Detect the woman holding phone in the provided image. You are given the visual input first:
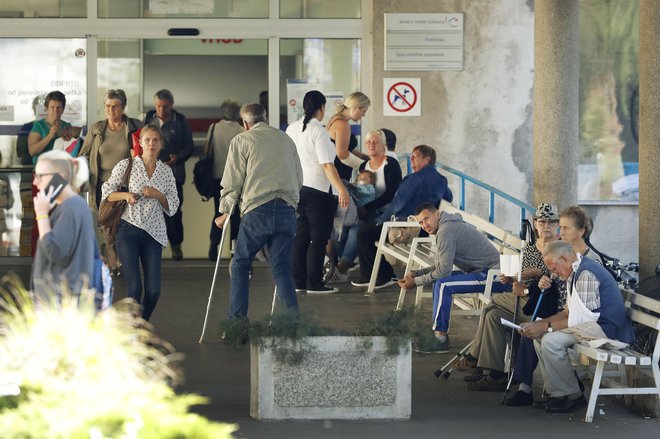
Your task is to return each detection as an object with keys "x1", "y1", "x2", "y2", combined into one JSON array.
[
  {"x1": 101, "y1": 125, "x2": 179, "y2": 320},
  {"x1": 31, "y1": 150, "x2": 96, "y2": 301}
]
